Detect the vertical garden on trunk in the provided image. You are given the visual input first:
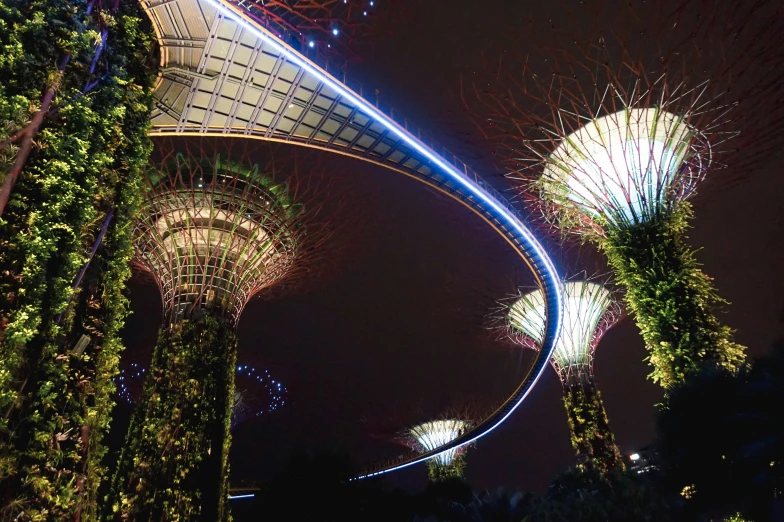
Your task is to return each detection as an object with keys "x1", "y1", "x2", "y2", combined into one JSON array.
[
  {"x1": 110, "y1": 316, "x2": 237, "y2": 521},
  {"x1": 600, "y1": 204, "x2": 745, "y2": 387},
  {"x1": 562, "y1": 377, "x2": 622, "y2": 473},
  {"x1": 0, "y1": 0, "x2": 155, "y2": 518}
]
